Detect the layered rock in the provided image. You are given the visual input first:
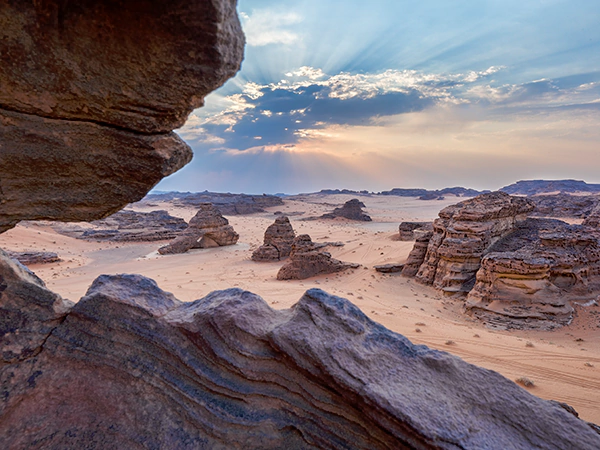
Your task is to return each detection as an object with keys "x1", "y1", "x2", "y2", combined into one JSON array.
[
  {"x1": 0, "y1": 0, "x2": 244, "y2": 232},
  {"x1": 4, "y1": 250, "x2": 61, "y2": 266},
  {"x1": 54, "y1": 210, "x2": 188, "y2": 242},
  {"x1": 401, "y1": 231, "x2": 434, "y2": 277},
  {"x1": 277, "y1": 235, "x2": 359, "y2": 280},
  {"x1": 1, "y1": 258, "x2": 599, "y2": 448},
  {"x1": 322, "y1": 199, "x2": 372, "y2": 221},
  {"x1": 158, "y1": 204, "x2": 238, "y2": 255},
  {"x1": 374, "y1": 263, "x2": 404, "y2": 273},
  {"x1": 466, "y1": 220, "x2": 600, "y2": 329},
  {"x1": 398, "y1": 221, "x2": 433, "y2": 240},
  {"x1": 252, "y1": 216, "x2": 295, "y2": 261},
  {"x1": 530, "y1": 193, "x2": 600, "y2": 219},
  {"x1": 411, "y1": 192, "x2": 535, "y2": 295}
]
